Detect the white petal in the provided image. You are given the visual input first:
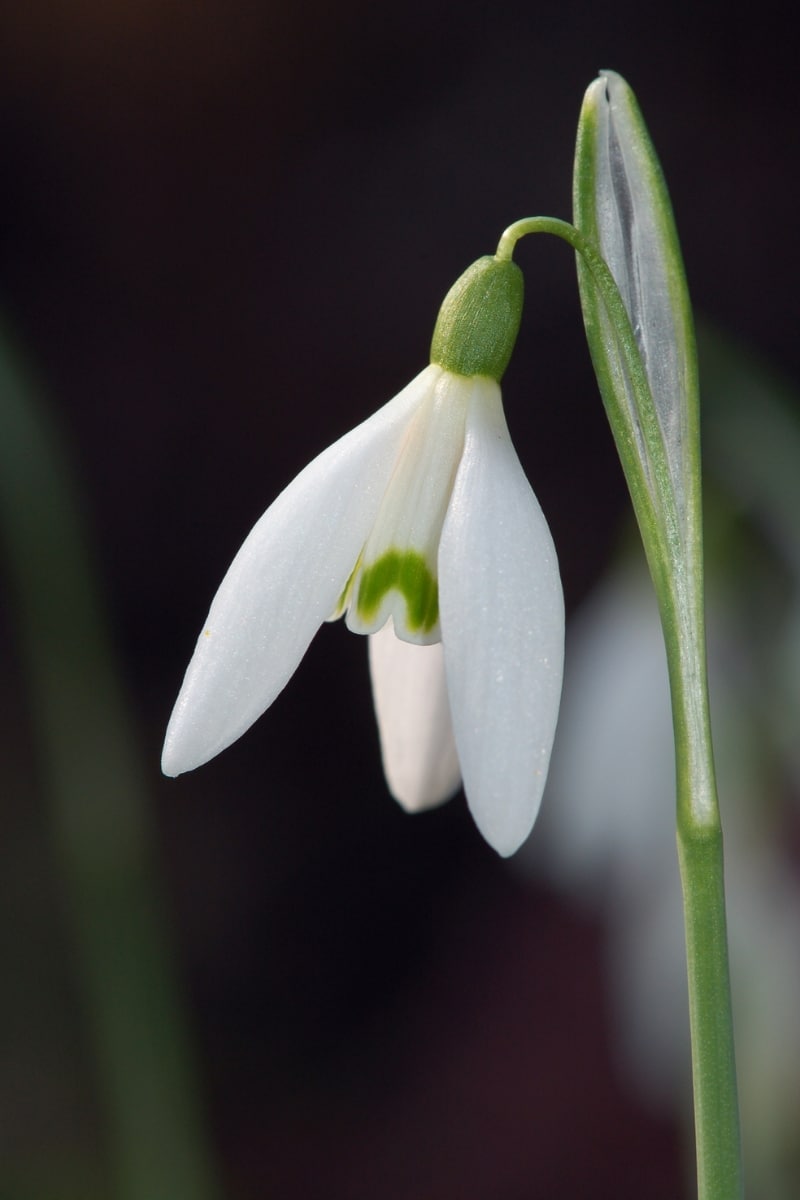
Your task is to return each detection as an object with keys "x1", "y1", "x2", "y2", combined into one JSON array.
[
  {"x1": 368, "y1": 620, "x2": 461, "y2": 811},
  {"x1": 162, "y1": 368, "x2": 437, "y2": 776},
  {"x1": 438, "y1": 384, "x2": 564, "y2": 856}
]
